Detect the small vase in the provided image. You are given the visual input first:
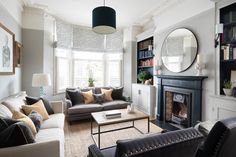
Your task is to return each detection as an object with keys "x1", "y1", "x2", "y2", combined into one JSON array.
[{"x1": 223, "y1": 88, "x2": 232, "y2": 96}]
